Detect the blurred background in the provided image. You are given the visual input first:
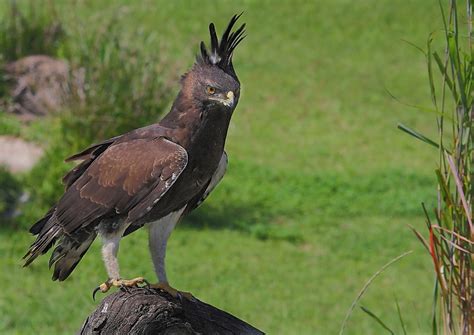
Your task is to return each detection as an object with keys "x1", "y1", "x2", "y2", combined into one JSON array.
[{"x1": 0, "y1": 0, "x2": 443, "y2": 334}]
